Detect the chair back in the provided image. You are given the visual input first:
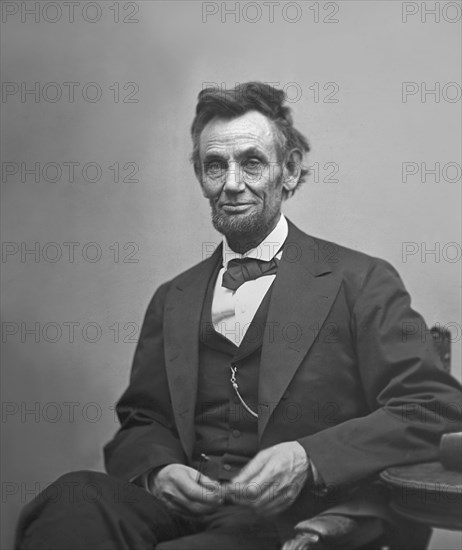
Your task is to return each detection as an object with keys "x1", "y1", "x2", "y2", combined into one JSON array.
[{"x1": 430, "y1": 326, "x2": 451, "y2": 373}]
